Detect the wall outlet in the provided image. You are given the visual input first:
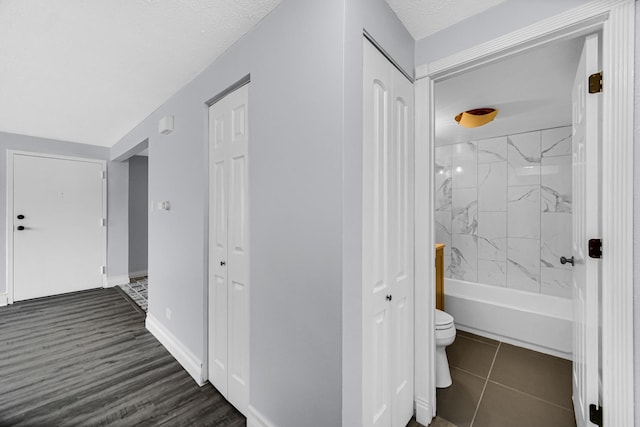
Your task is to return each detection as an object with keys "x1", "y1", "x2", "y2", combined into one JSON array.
[{"x1": 165, "y1": 307, "x2": 172, "y2": 320}]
